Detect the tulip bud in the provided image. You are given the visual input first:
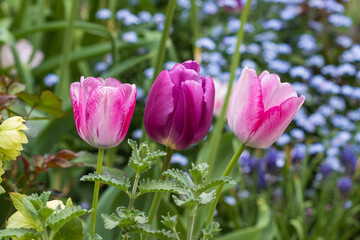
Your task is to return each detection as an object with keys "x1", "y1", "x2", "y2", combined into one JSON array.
[
  {"x1": 228, "y1": 67, "x2": 305, "y2": 149},
  {"x1": 144, "y1": 60, "x2": 215, "y2": 150},
  {"x1": 70, "y1": 77, "x2": 136, "y2": 149},
  {"x1": 0, "y1": 116, "x2": 28, "y2": 161}
]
